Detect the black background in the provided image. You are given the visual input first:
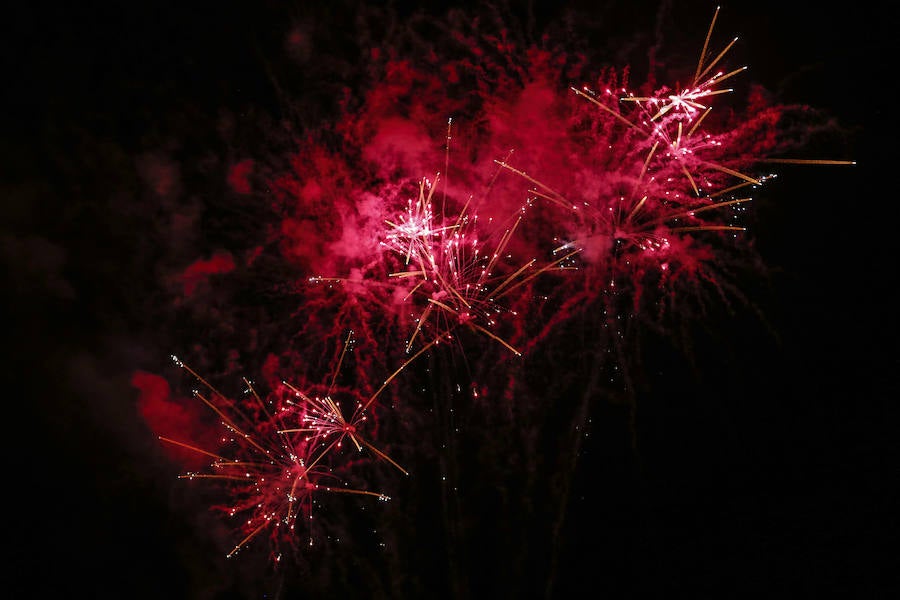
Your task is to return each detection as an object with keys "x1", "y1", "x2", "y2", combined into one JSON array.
[{"x1": 4, "y1": 1, "x2": 895, "y2": 597}]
